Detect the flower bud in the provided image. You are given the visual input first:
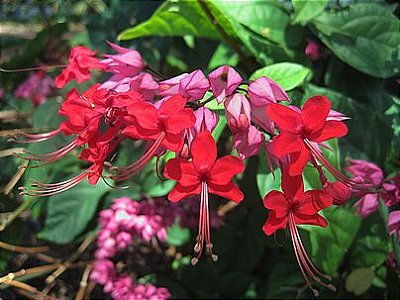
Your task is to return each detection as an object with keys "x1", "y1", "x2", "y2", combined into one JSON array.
[{"x1": 325, "y1": 181, "x2": 351, "y2": 205}]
